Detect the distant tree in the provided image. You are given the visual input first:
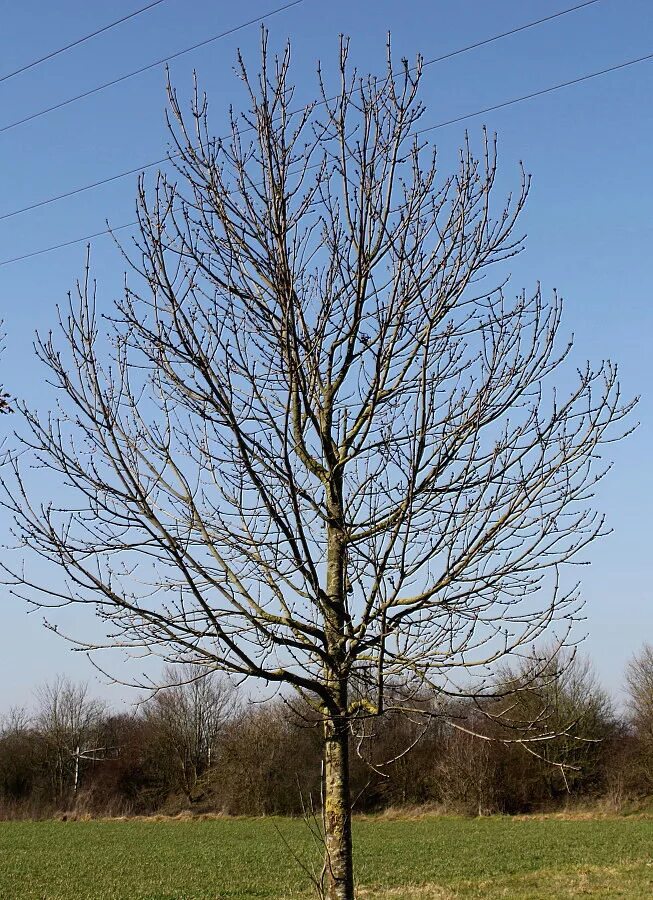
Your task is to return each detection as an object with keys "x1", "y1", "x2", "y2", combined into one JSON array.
[
  {"x1": 35, "y1": 677, "x2": 105, "y2": 805},
  {"x1": 435, "y1": 702, "x2": 499, "y2": 815},
  {"x1": 214, "y1": 700, "x2": 322, "y2": 816},
  {"x1": 626, "y1": 644, "x2": 653, "y2": 742},
  {"x1": 144, "y1": 665, "x2": 237, "y2": 801},
  {"x1": 0, "y1": 707, "x2": 36, "y2": 811},
  {"x1": 625, "y1": 643, "x2": 653, "y2": 790},
  {"x1": 491, "y1": 651, "x2": 615, "y2": 805},
  {"x1": 1, "y1": 35, "x2": 634, "y2": 898}
]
